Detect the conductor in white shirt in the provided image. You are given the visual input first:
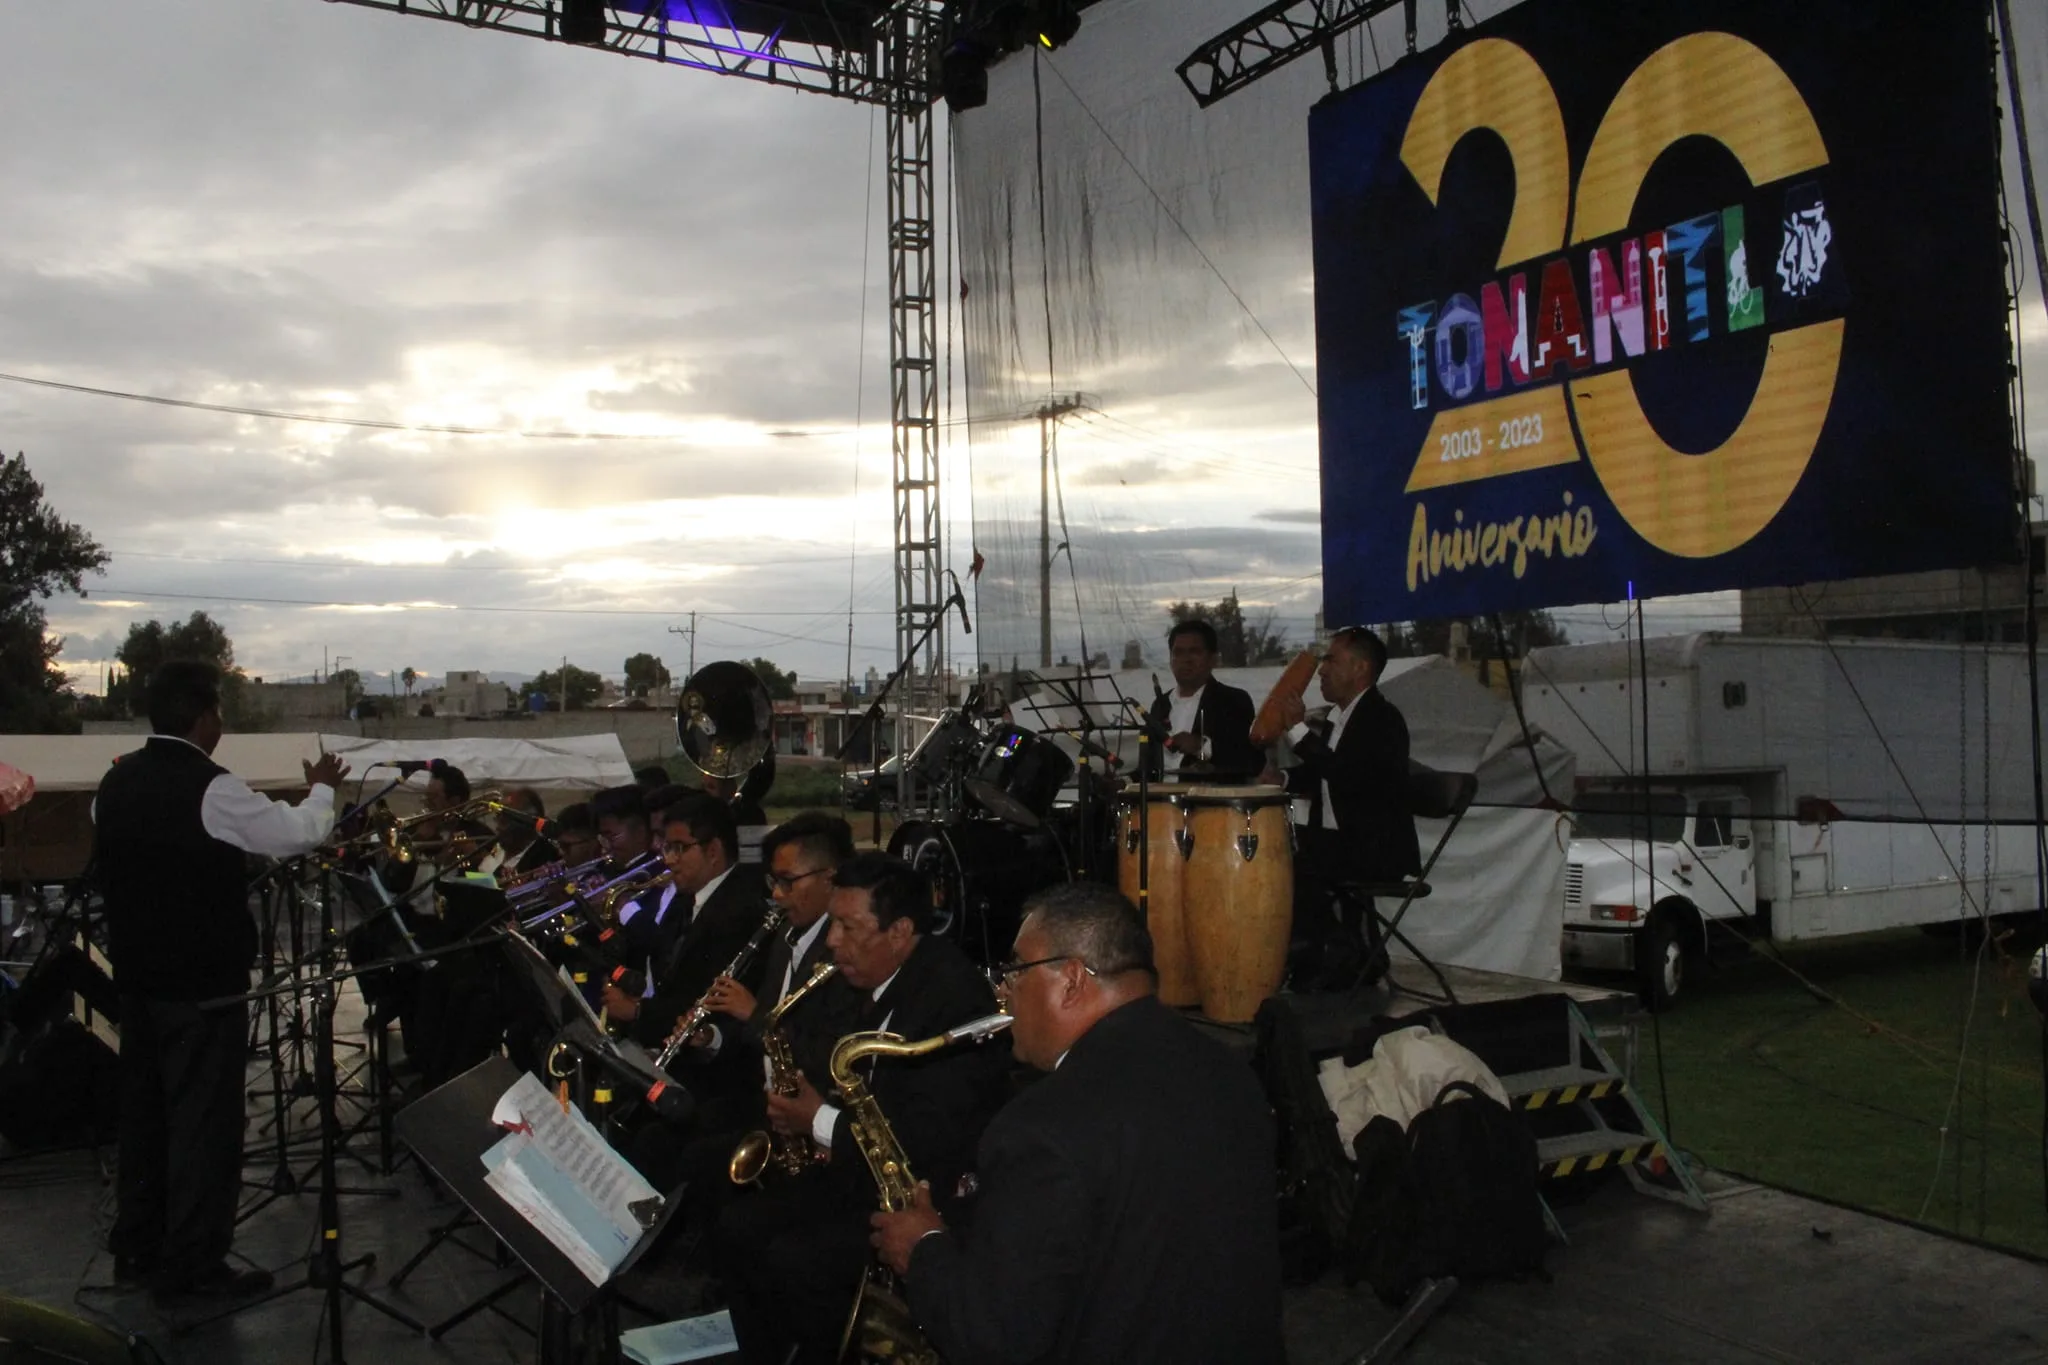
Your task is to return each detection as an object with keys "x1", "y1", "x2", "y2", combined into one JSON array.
[{"x1": 93, "y1": 661, "x2": 347, "y2": 1303}]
